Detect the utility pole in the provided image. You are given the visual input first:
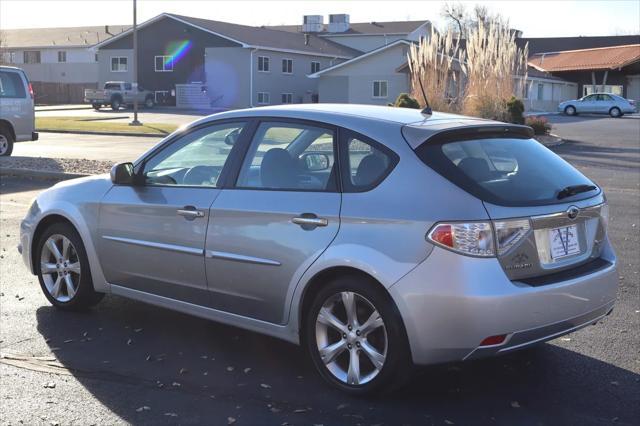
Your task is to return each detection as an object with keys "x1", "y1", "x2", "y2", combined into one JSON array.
[{"x1": 129, "y1": 0, "x2": 142, "y2": 126}]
